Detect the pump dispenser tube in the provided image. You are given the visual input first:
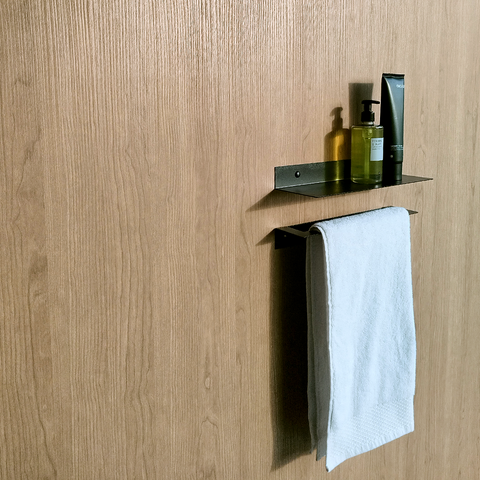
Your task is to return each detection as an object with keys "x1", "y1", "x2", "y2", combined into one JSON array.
[{"x1": 381, "y1": 74, "x2": 404, "y2": 185}]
